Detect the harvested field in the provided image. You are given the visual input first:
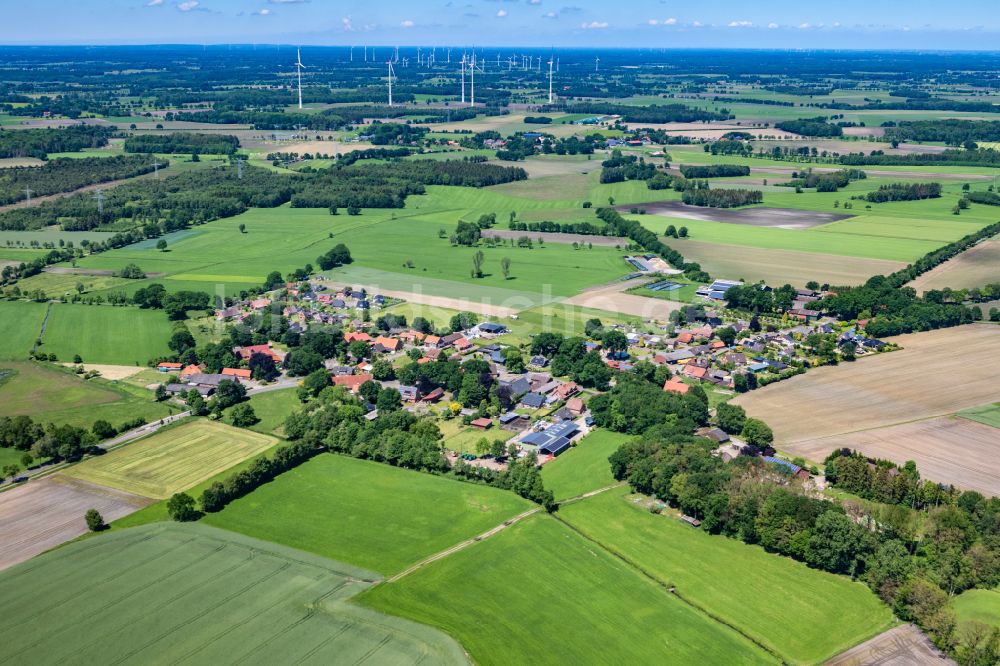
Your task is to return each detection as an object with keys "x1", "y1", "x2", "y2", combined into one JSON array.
[
  {"x1": 61, "y1": 420, "x2": 277, "y2": 499},
  {"x1": 0, "y1": 475, "x2": 151, "y2": 571},
  {"x1": 825, "y1": 624, "x2": 952, "y2": 666},
  {"x1": 677, "y1": 238, "x2": 907, "y2": 286},
  {"x1": 320, "y1": 278, "x2": 521, "y2": 317},
  {"x1": 59, "y1": 363, "x2": 144, "y2": 381},
  {"x1": 560, "y1": 279, "x2": 682, "y2": 318},
  {"x1": 909, "y1": 237, "x2": 1000, "y2": 292},
  {"x1": 0, "y1": 523, "x2": 467, "y2": 665},
  {"x1": 735, "y1": 325, "x2": 1000, "y2": 489},
  {"x1": 790, "y1": 417, "x2": 1000, "y2": 497},
  {"x1": 627, "y1": 201, "x2": 851, "y2": 229}
]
